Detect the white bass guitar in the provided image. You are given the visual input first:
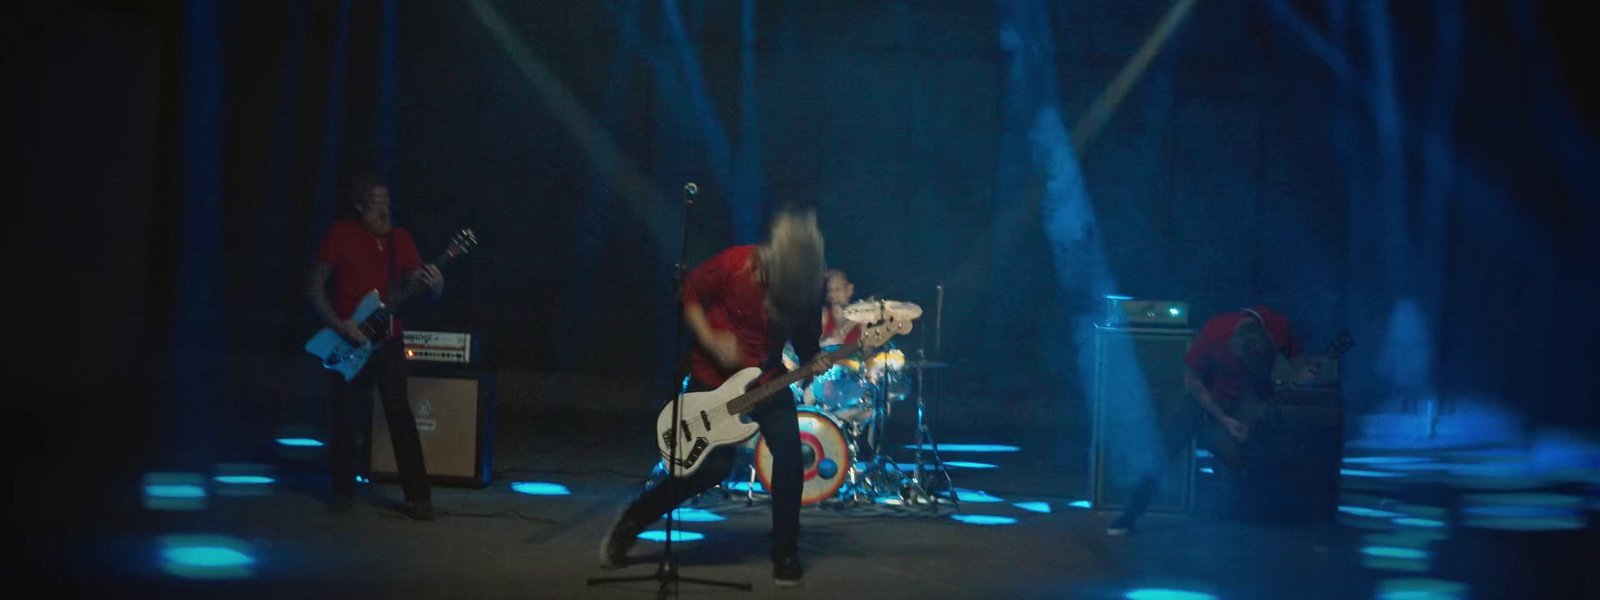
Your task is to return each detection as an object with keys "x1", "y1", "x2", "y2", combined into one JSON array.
[{"x1": 657, "y1": 319, "x2": 912, "y2": 477}]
